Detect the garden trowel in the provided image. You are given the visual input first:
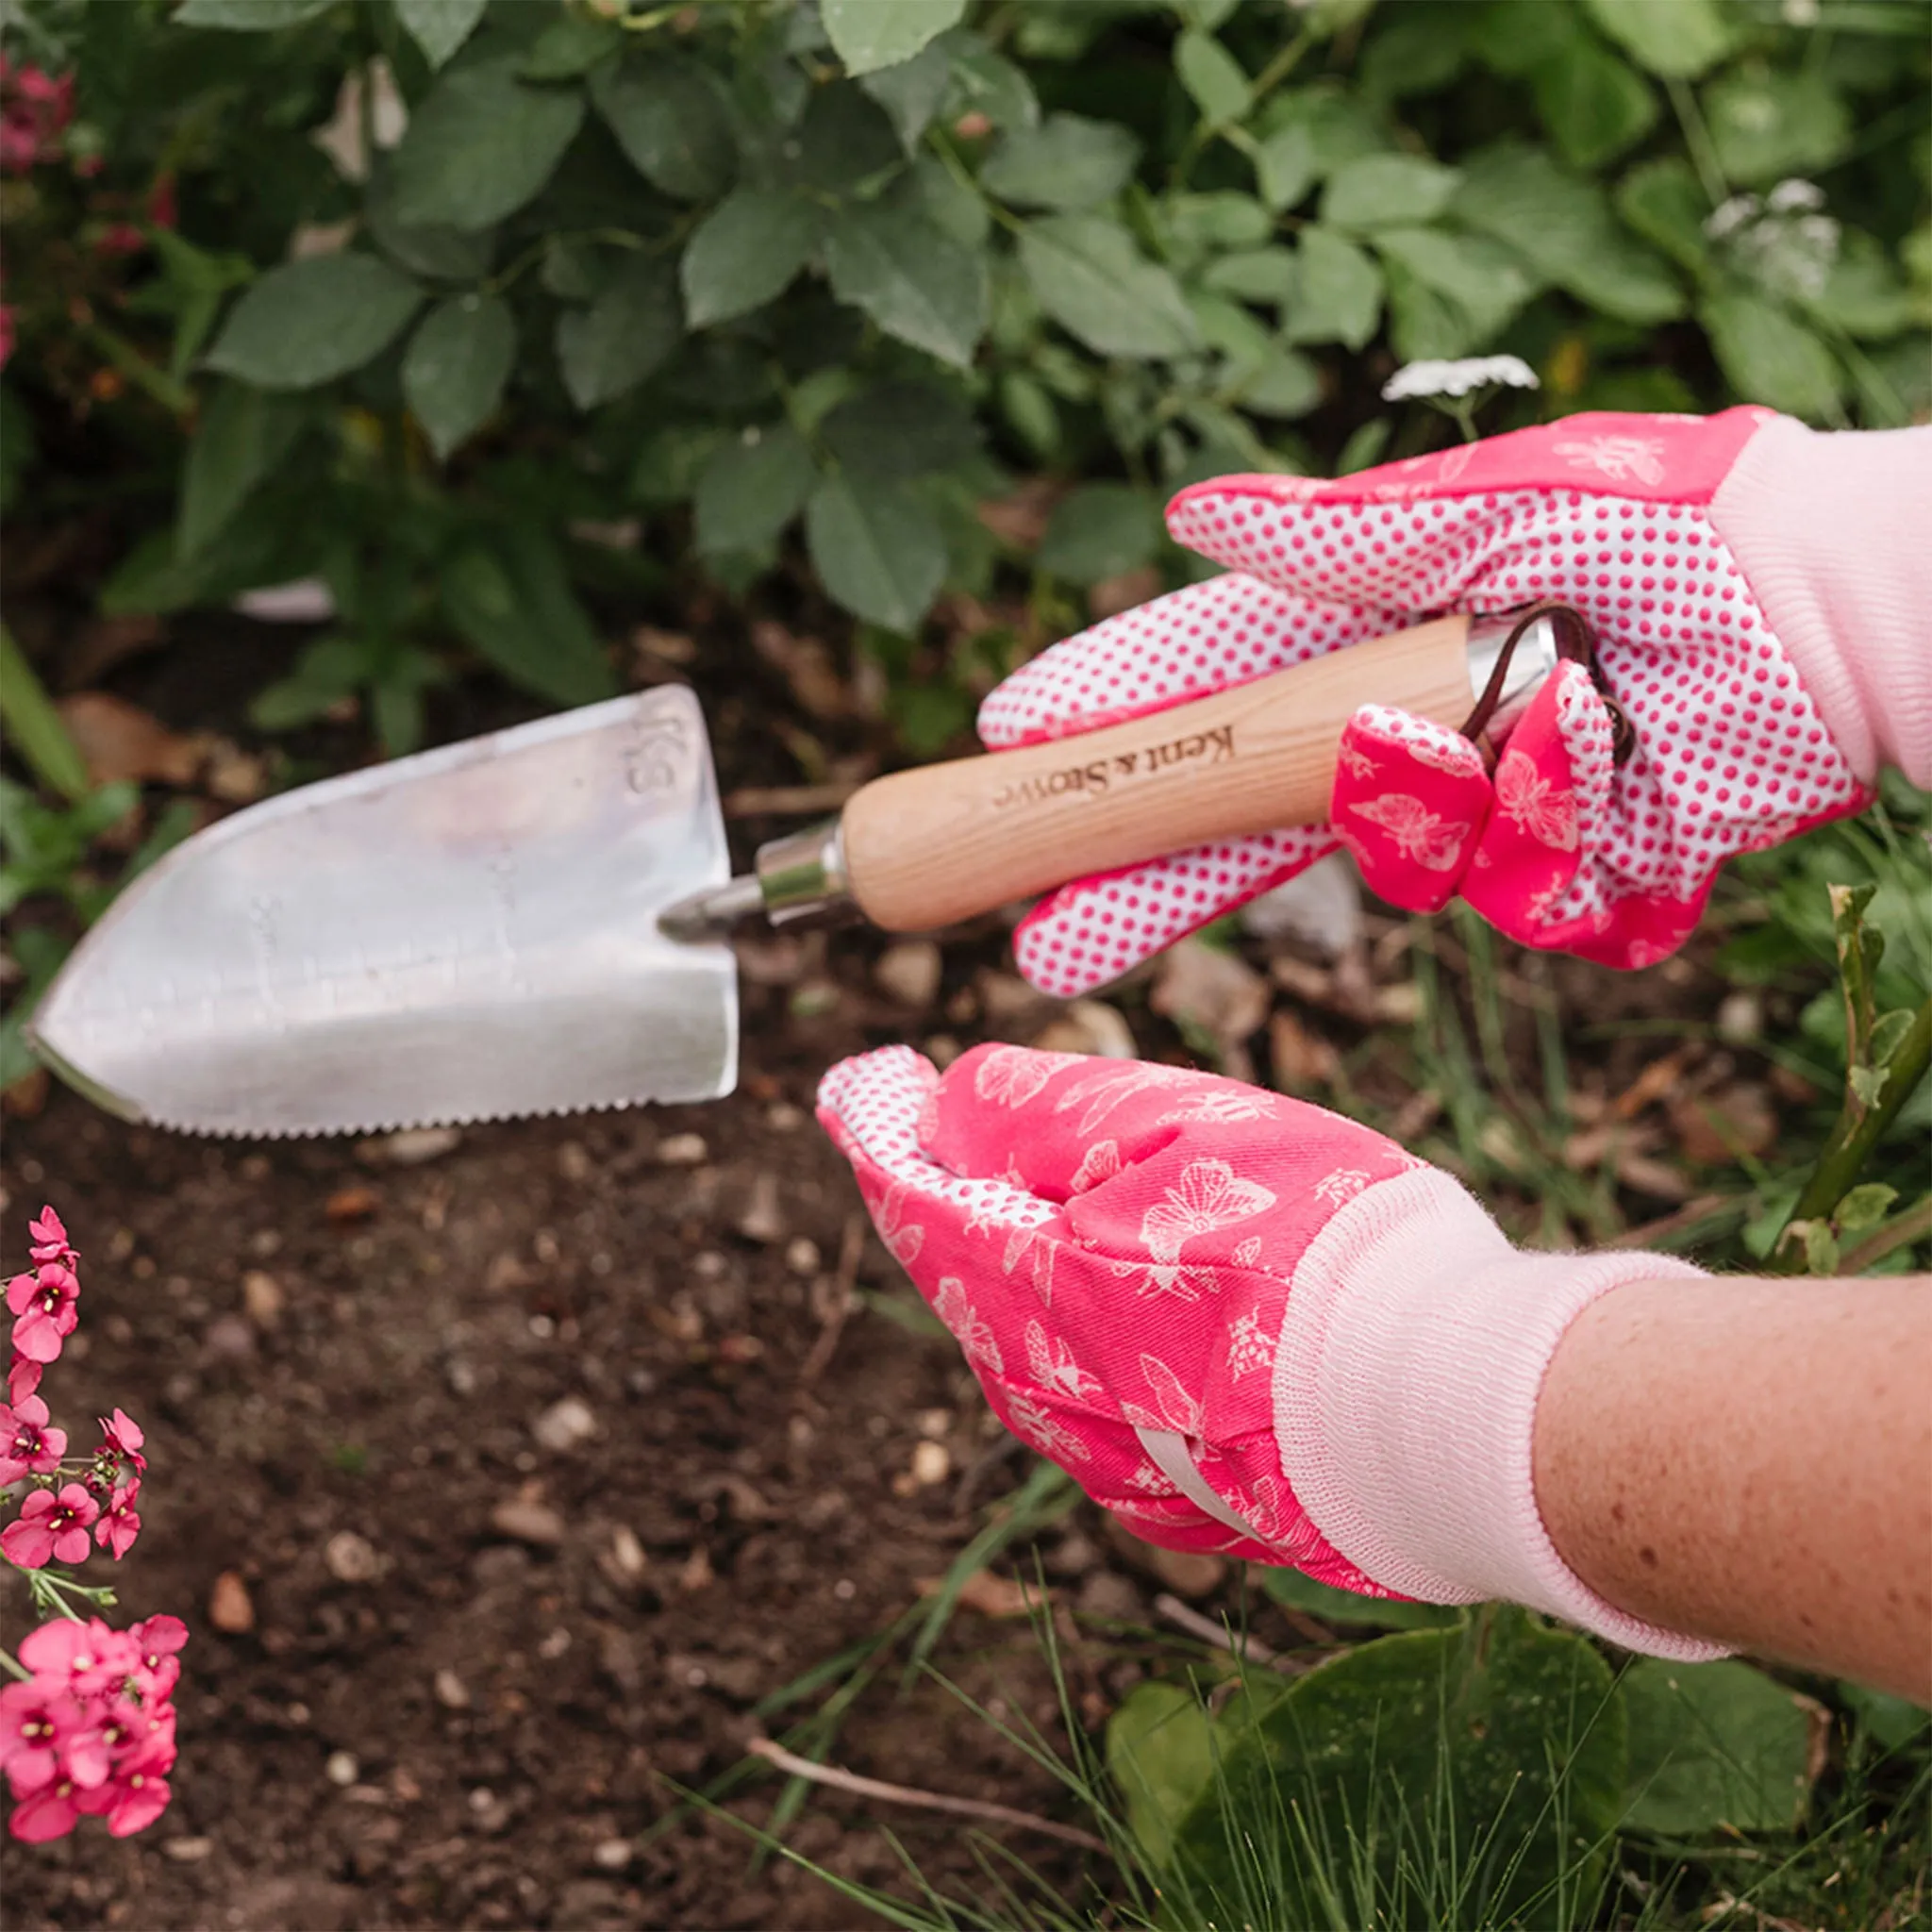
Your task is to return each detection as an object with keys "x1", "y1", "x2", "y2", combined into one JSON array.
[{"x1": 28, "y1": 609, "x2": 1569, "y2": 1137}]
